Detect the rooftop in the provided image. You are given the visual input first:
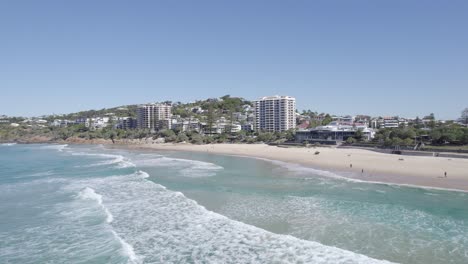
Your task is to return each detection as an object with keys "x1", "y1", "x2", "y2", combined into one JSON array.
[{"x1": 256, "y1": 95, "x2": 295, "y2": 101}]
